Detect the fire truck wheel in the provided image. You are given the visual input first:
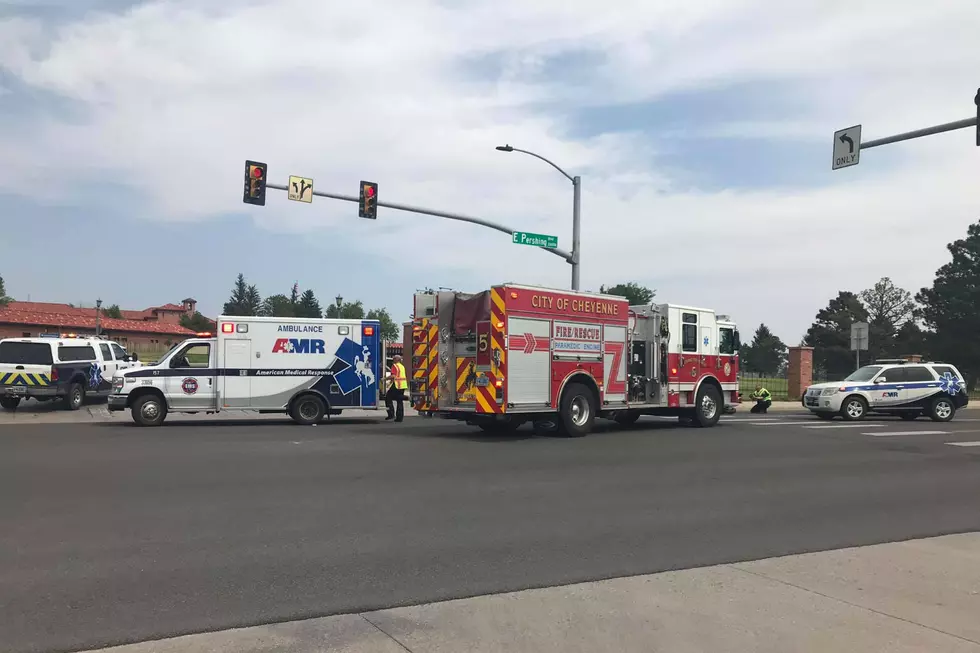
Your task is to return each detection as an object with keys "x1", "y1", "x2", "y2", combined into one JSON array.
[
  {"x1": 693, "y1": 384, "x2": 722, "y2": 427},
  {"x1": 614, "y1": 411, "x2": 641, "y2": 426},
  {"x1": 558, "y1": 382, "x2": 597, "y2": 437}
]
